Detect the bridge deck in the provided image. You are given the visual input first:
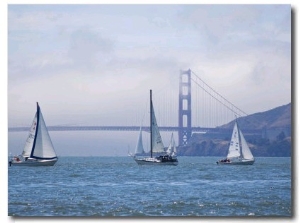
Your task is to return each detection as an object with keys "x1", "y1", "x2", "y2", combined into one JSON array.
[{"x1": 8, "y1": 125, "x2": 260, "y2": 134}]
